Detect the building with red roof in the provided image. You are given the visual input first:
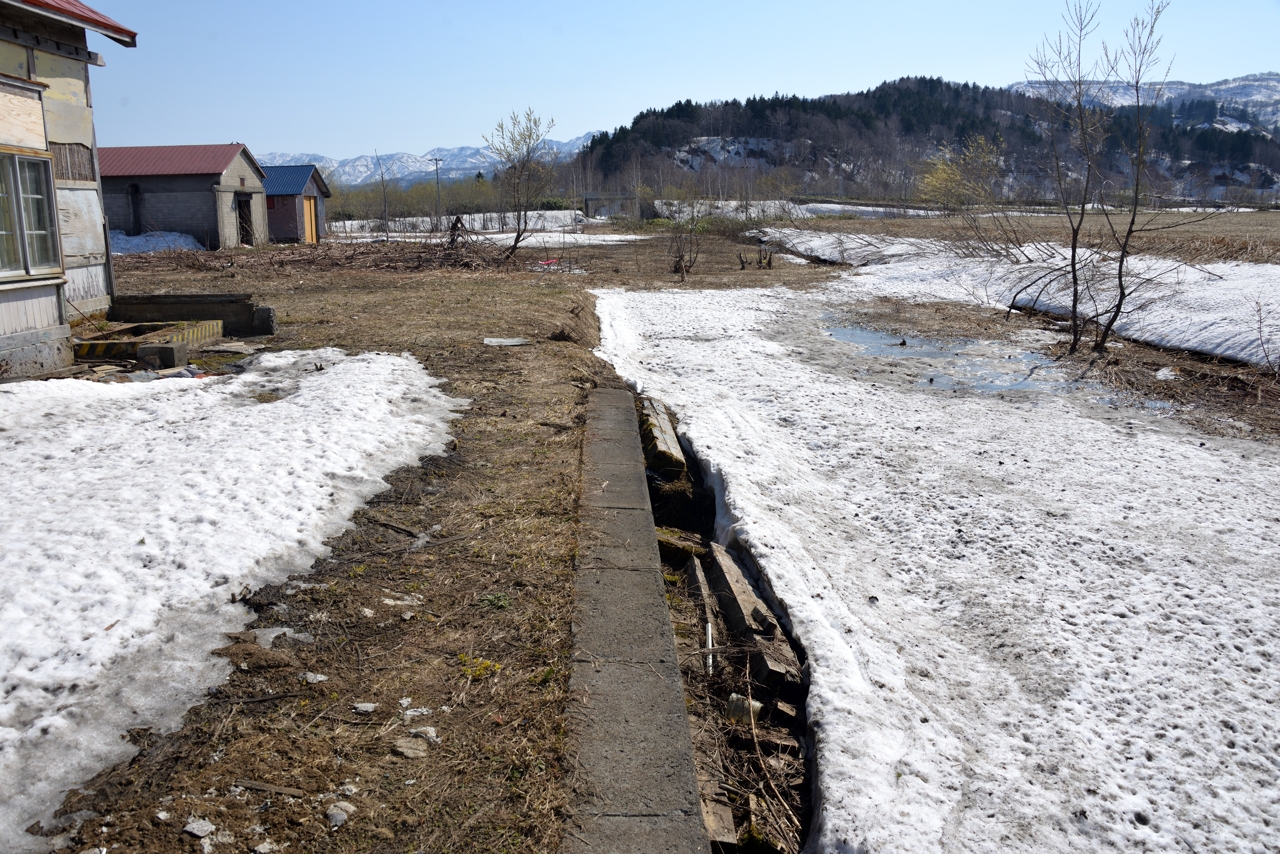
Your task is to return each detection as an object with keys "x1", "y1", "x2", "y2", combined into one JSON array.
[
  {"x1": 0, "y1": 0, "x2": 134, "y2": 376},
  {"x1": 99, "y1": 144, "x2": 270, "y2": 250}
]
